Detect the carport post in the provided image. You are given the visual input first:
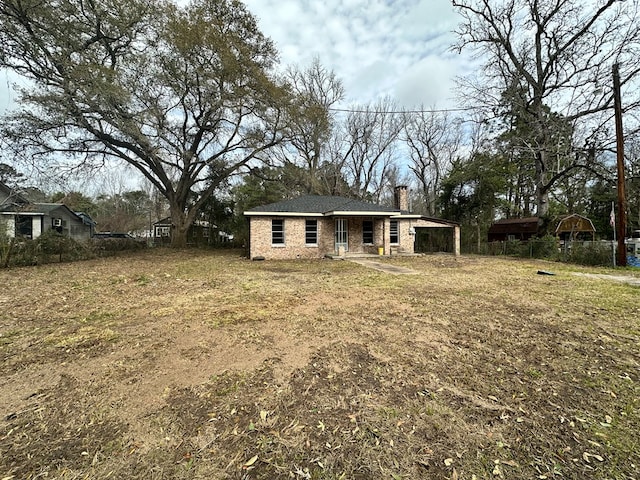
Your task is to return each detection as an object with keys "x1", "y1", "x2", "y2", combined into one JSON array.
[{"x1": 454, "y1": 226, "x2": 461, "y2": 256}]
